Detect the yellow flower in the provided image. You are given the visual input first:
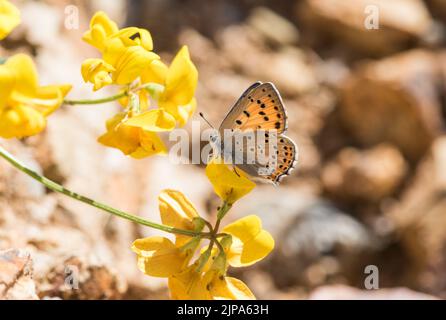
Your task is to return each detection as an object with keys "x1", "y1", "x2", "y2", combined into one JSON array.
[
  {"x1": 125, "y1": 108, "x2": 176, "y2": 132},
  {"x1": 81, "y1": 12, "x2": 198, "y2": 157},
  {"x1": 205, "y1": 158, "x2": 256, "y2": 204},
  {"x1": 158, "y1": 189, "x2": 200, "y2": 246},
  {"x1": 223, "y1": 215, "x2": 275, "y2": 267},
  {"x1": 81, "y1": 58, "x2": 115, "y2": 91},
  {"x1": 203, "y1": 270, "x2": 255, "y2": 300},
  {"x1": 0, "y1": 54, "x2": 71, "y2": 138},
  {"x1": 0, "y1": 0, "x2": 20, "y2": 40},
  {"x1": 98, "y1": 111, "x2": 172, "y2": 158},
  {"x1": 82, "y1": 12, "x2": 159, "y2": 88},
  {"x1": 111, "y1": 27, "x2": 153, "y2": 51},
  {"x1": 131, "y1": 189, "x2": 273, "y2": 300},
  {"x1": 168, "y1": 267, "x2": 211, "y2": 300},
  {"x1": 102, "y1": 37, "x2": 159, "y2": 85},
  {"x1": 132, "y1": 237, "x2": 189, "y2": 277},
  {"x1": 168, "y1": 263, "x2": 255, "y2": 300},
  {"x1": 141, "y1": 59, "x2": 168, "y2": 85},
  {"x1": 82, "y1": 11, "x2": 118, "y2": 51},
  {"x1": 144, "y1": 46, "x2": 198, "y2": 126}
]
